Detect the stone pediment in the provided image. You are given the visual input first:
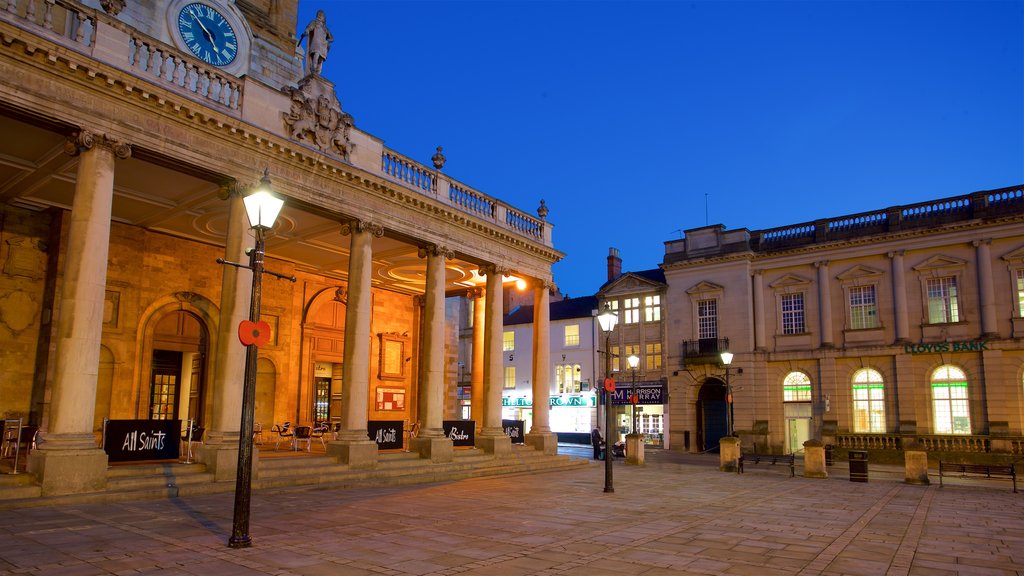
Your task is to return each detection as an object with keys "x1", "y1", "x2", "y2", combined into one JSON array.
[
  {"x1": 835, "y1": 264, "x2": 884, "y2": 282},
  {"x1": 1000, "y1": 245, "x2": 1024, "y2": 263},
  {"x1": 912, "y1": 254, "x2": 967, "y2": 275},
  {"x1": 600, "y1": 273, "x2": 665, "y2": 296},
  {"x1": 768, "y1": 273, "x2": 812, "y2": 290},
  {"x1": 685, "y1": 280, "x2": 724, "y2": 298},
  {"x1": 283, "y1": 75, "x2": 354, "y2": 160}
]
